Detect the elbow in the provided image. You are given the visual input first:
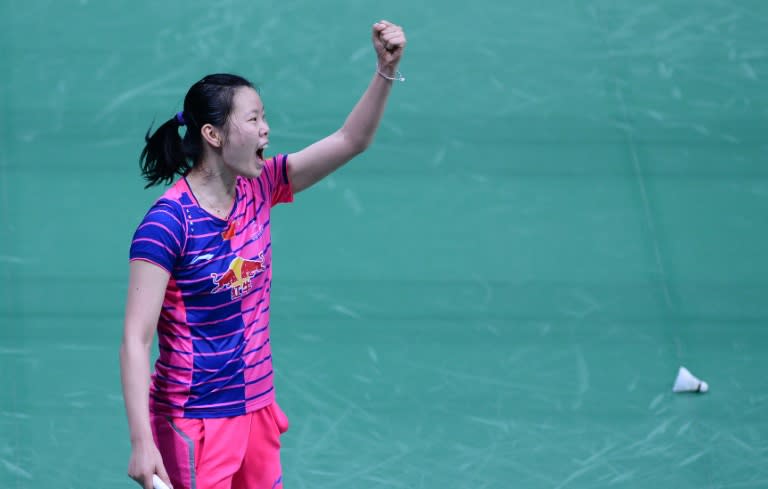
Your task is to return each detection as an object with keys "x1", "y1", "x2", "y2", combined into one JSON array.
[
  {"x1": 119, "y1": 340, "x2": 130, "y2": 371},
  {"x1": 119, "y1": 338, "x2": 138, "y2": 363},
  {"x1": 351, "y1": 140, "x2": 369, "y2": 156},
  {"x1": 340, "y1": 129, "x2": 372, "y2": 156},
  {"x1": 120, "y1": 326, "x2": 154, "y2": 359},
  {"x1": 119, "y1": 337, "x2": 152, "y2": 374}
]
